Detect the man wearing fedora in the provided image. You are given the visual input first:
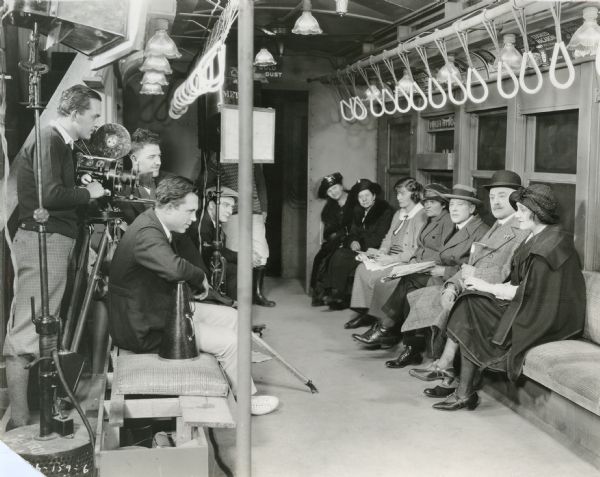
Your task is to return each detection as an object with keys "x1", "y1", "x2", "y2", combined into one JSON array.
[
  {"x1": 354, "y1": 184, "x2": 488, "y2": 348},
  {"x1": 403, "y1": 171, "x2": 529, "y2": 397}
]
